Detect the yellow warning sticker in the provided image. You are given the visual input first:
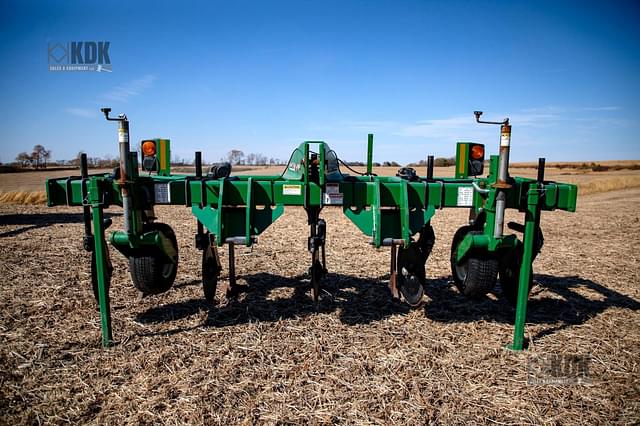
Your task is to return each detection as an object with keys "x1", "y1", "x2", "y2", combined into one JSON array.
[{"x1": 283, "y1": 184, "x2": 302, "y2": 196}]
